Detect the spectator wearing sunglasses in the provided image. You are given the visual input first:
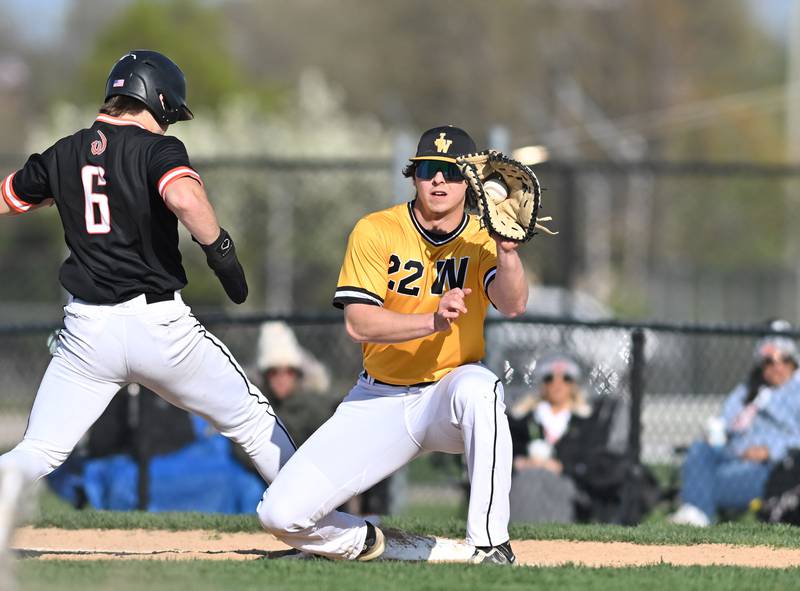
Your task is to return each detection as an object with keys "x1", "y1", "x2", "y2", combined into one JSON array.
[
  {"x1": 508, "y1": 352, "x2": 643, "y2": 523},
  {"x1": 670, "y1": 332, "x2": 800, "y2": 527},
  {"x1": 507, "y1": 353, "x2": 588, "y2": 524},
  {"x1": 509, "y1": 355, "x2": 591, "y2": 474}
]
